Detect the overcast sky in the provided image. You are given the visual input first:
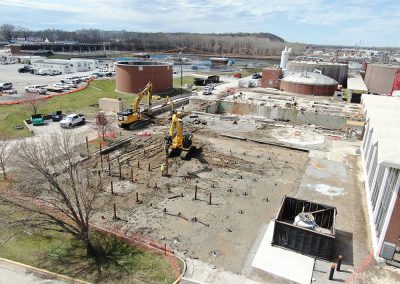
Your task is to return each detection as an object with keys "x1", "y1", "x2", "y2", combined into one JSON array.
[{"x1": 1, "y1": 0, "x2": 399, "y2": 47}]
